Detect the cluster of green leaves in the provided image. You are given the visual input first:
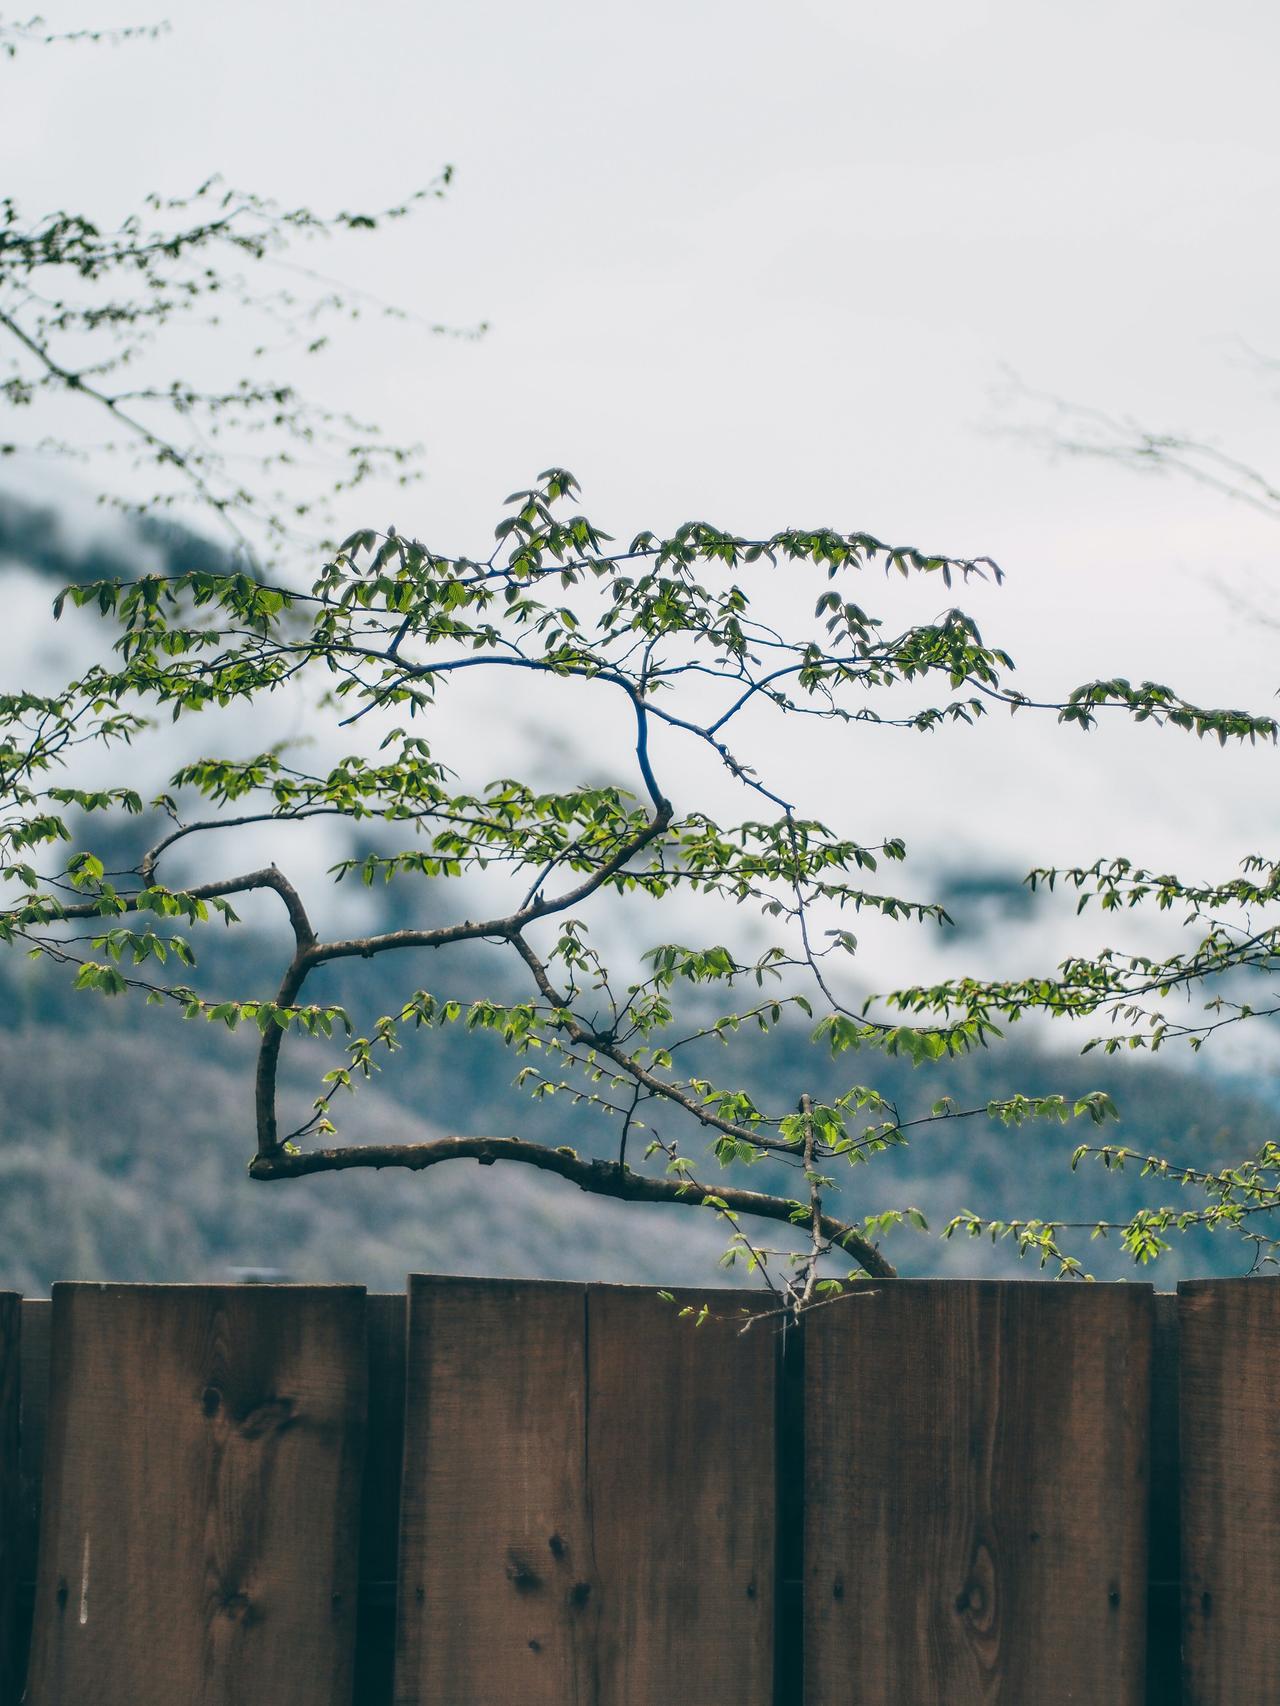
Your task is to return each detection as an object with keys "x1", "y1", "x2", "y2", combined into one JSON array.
[
  {"x1": 940, "y1": 1130, "x2": 1280, "y2": 1278},
  {"x1": 4, "y1": 459, "x2": 1278, "y2": 1294},
  {"x1": 1055, "y1": 677, "x2": 1277, "y2": 743}
]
